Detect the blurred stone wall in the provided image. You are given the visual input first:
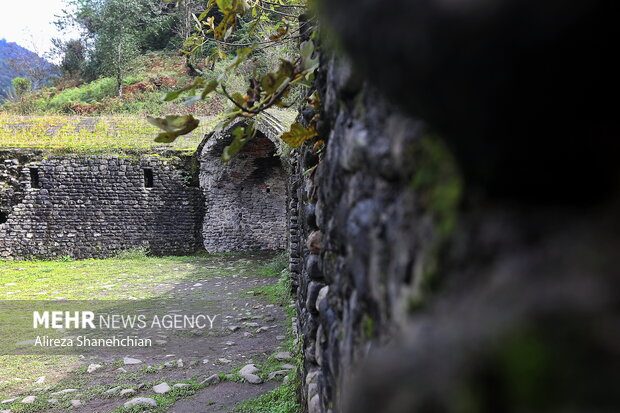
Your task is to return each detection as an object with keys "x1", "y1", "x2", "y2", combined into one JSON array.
[{"x1": 289, "y1": 0, "x2": 620, "y2": 409}]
